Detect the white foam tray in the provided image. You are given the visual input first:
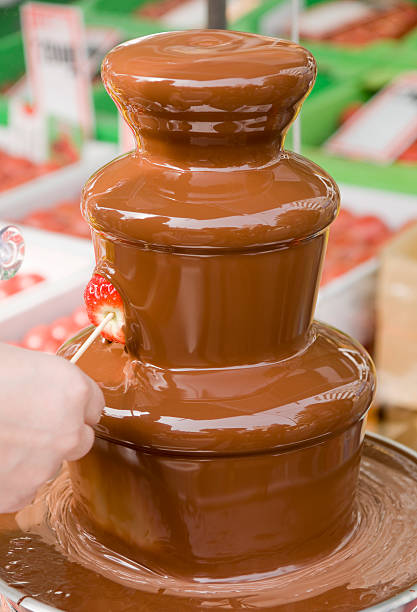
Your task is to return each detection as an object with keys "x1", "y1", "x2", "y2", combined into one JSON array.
[{"x1": 0, "y1": 140, "x2": 118, "y2": 219}]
